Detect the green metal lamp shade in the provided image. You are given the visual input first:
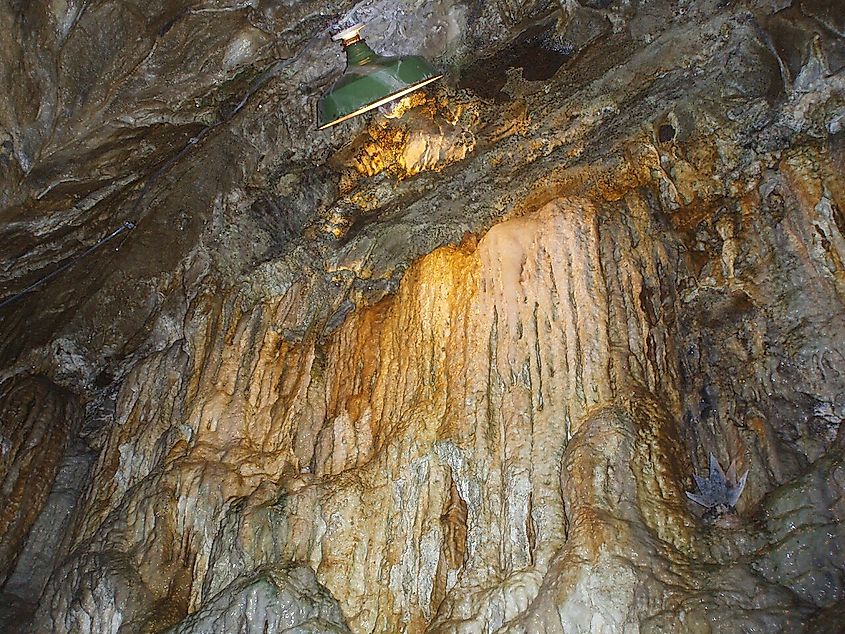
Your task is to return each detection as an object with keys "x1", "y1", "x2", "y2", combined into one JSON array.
[{"x1": 317, "y1": 24, "x2": 442, "y2": 130}]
